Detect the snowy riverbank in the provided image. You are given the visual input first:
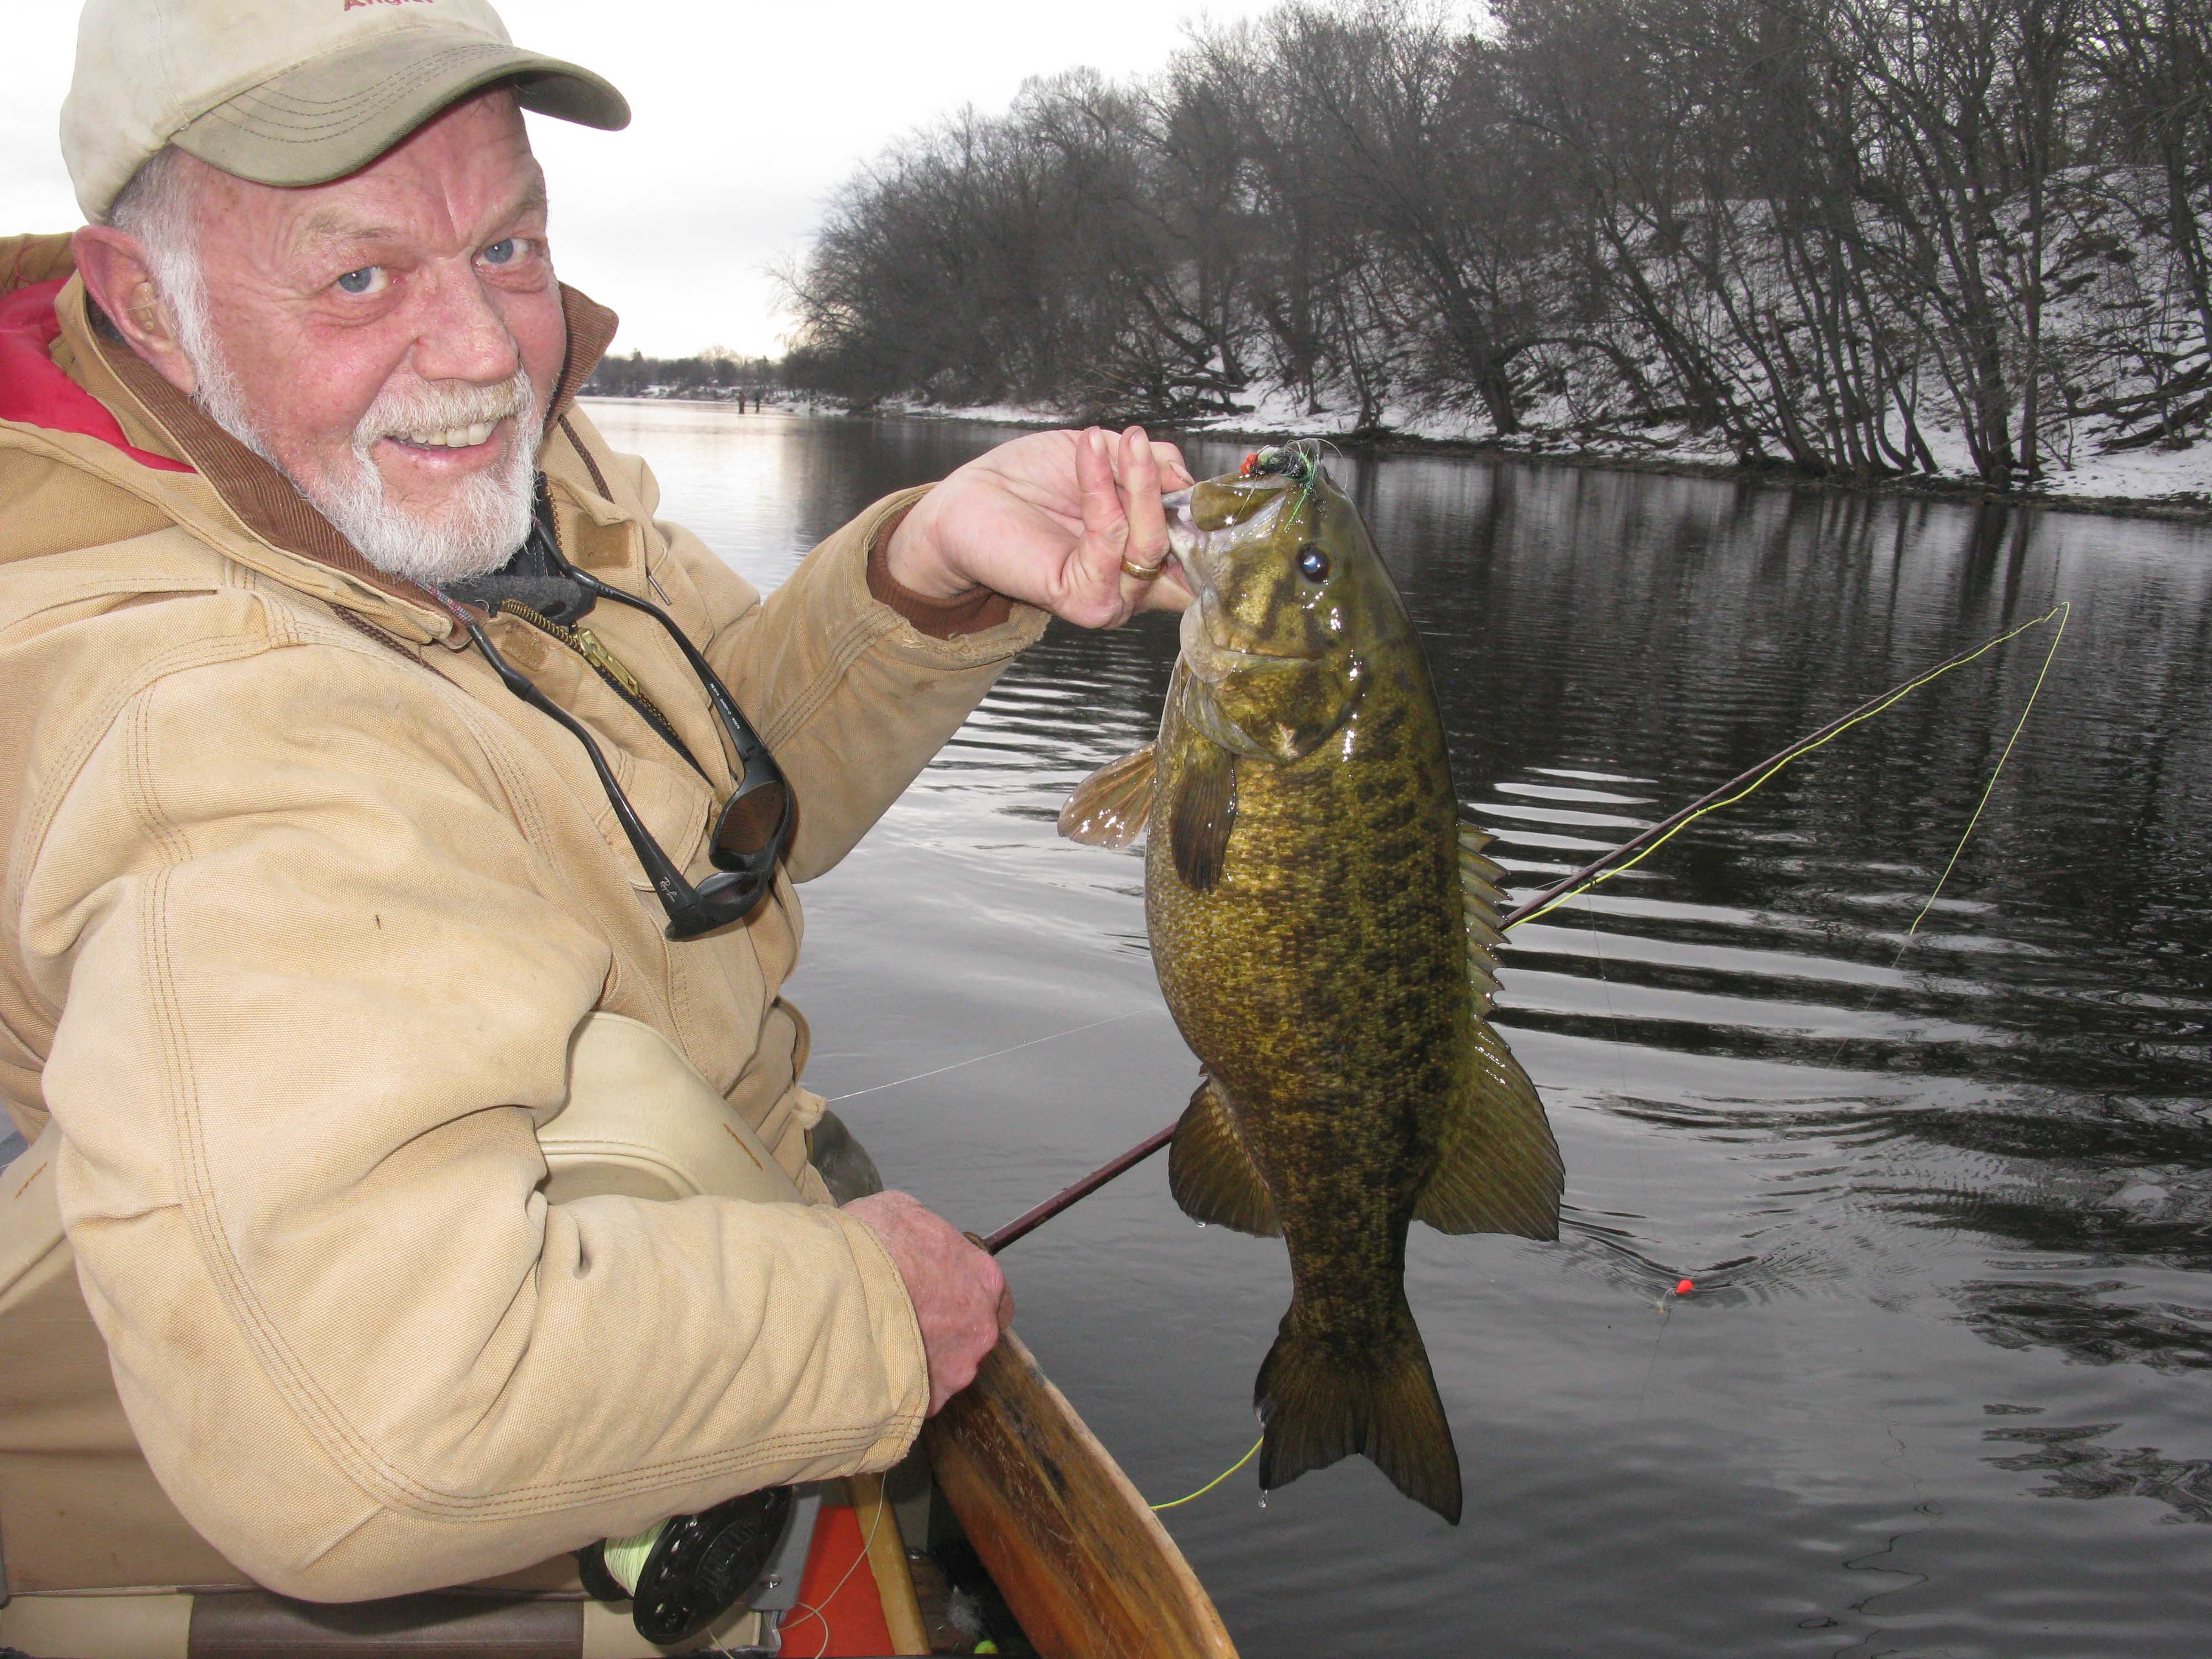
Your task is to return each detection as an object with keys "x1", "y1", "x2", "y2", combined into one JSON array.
[
  {"x1": 578, "y1": 390, "x2": 2212, "y2": 521},
  {"x1": 869, "y1": 389, "x2": 2212, "y2": 524}
]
